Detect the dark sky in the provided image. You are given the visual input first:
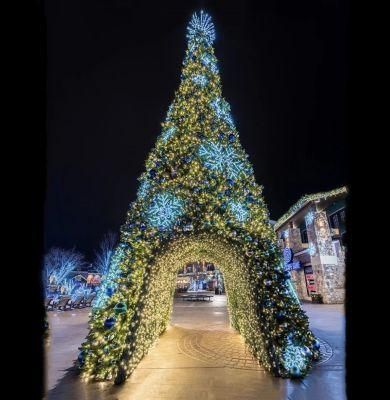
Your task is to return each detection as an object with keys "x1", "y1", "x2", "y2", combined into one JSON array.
[{"x1": 44, "y1": 0, "x2": 349, "y2": 259}]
